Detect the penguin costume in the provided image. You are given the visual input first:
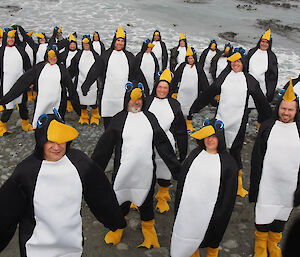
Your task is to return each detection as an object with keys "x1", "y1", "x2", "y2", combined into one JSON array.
[
  {"x1": 170, "y1": 33, "x2": 188, "y2": 73},
  {"x1": 0, "y1": 28, "x2": 3, "y2": 47},
  {"x1": 246, "y1": 29, "x2": 278, "y2": 108},
  {"x1": 92, "y1": 31, "x2": 105, "y2": 56},
  {"x1": 249, "y1": 80, "x2": 300, "y2": 257},
  {"x1": 210, "y1": 42, "x2": 233, "y2": 81},
  {"x1": 283, "y1": 71, "x2": 300, "y2": 102},
  {"x1": 0, "y1": 28, "x2": 33, "y2": 136},
  {"x1": 50, "y1": 26, "x2": 69, "y2": 53},
  {"x1": 0, "y1": 45, "x2": 80, "y2": 128},
  {"x1": 91, "y1": 82, "x2": 181, "y2": 248},
  {"x1": 171, "y1": 118, "x2": 238, "y2": 257},
  {"x1": 81, "y1": 26, "x2": 140, "y2": 129},
  {"x1": 199, "y1": 40, "x2": 220, "y2": 86},
  {"x1": 135, "y1": 39, "x2": 159, "y2": 94},
  {"x1": 68, "y1": 34, "x2": 101, "y2": 125},
  {"x1": 171, "y1": 45, "x2": 208, "y2": 117},
  {"x1": 151, "y1": 30, "x2": 168, "y2": 71},
  {"x1": 0, "y1": 110, "x2": 126, "y2": 257},
  {"x1": 144, "y1": 69, "x2": 188, "y2": 213},
  {"x1": 189, "y1": 50, "x2": 273, "y2": 197}
]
